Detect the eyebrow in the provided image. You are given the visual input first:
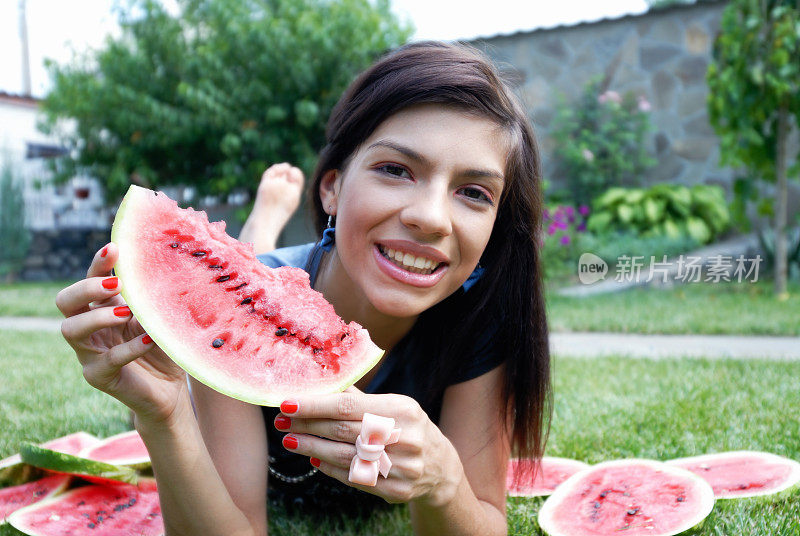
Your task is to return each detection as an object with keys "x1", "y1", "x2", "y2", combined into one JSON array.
[{"x1": 367, "y1": 139, "x2": 505, "y2": 182}]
